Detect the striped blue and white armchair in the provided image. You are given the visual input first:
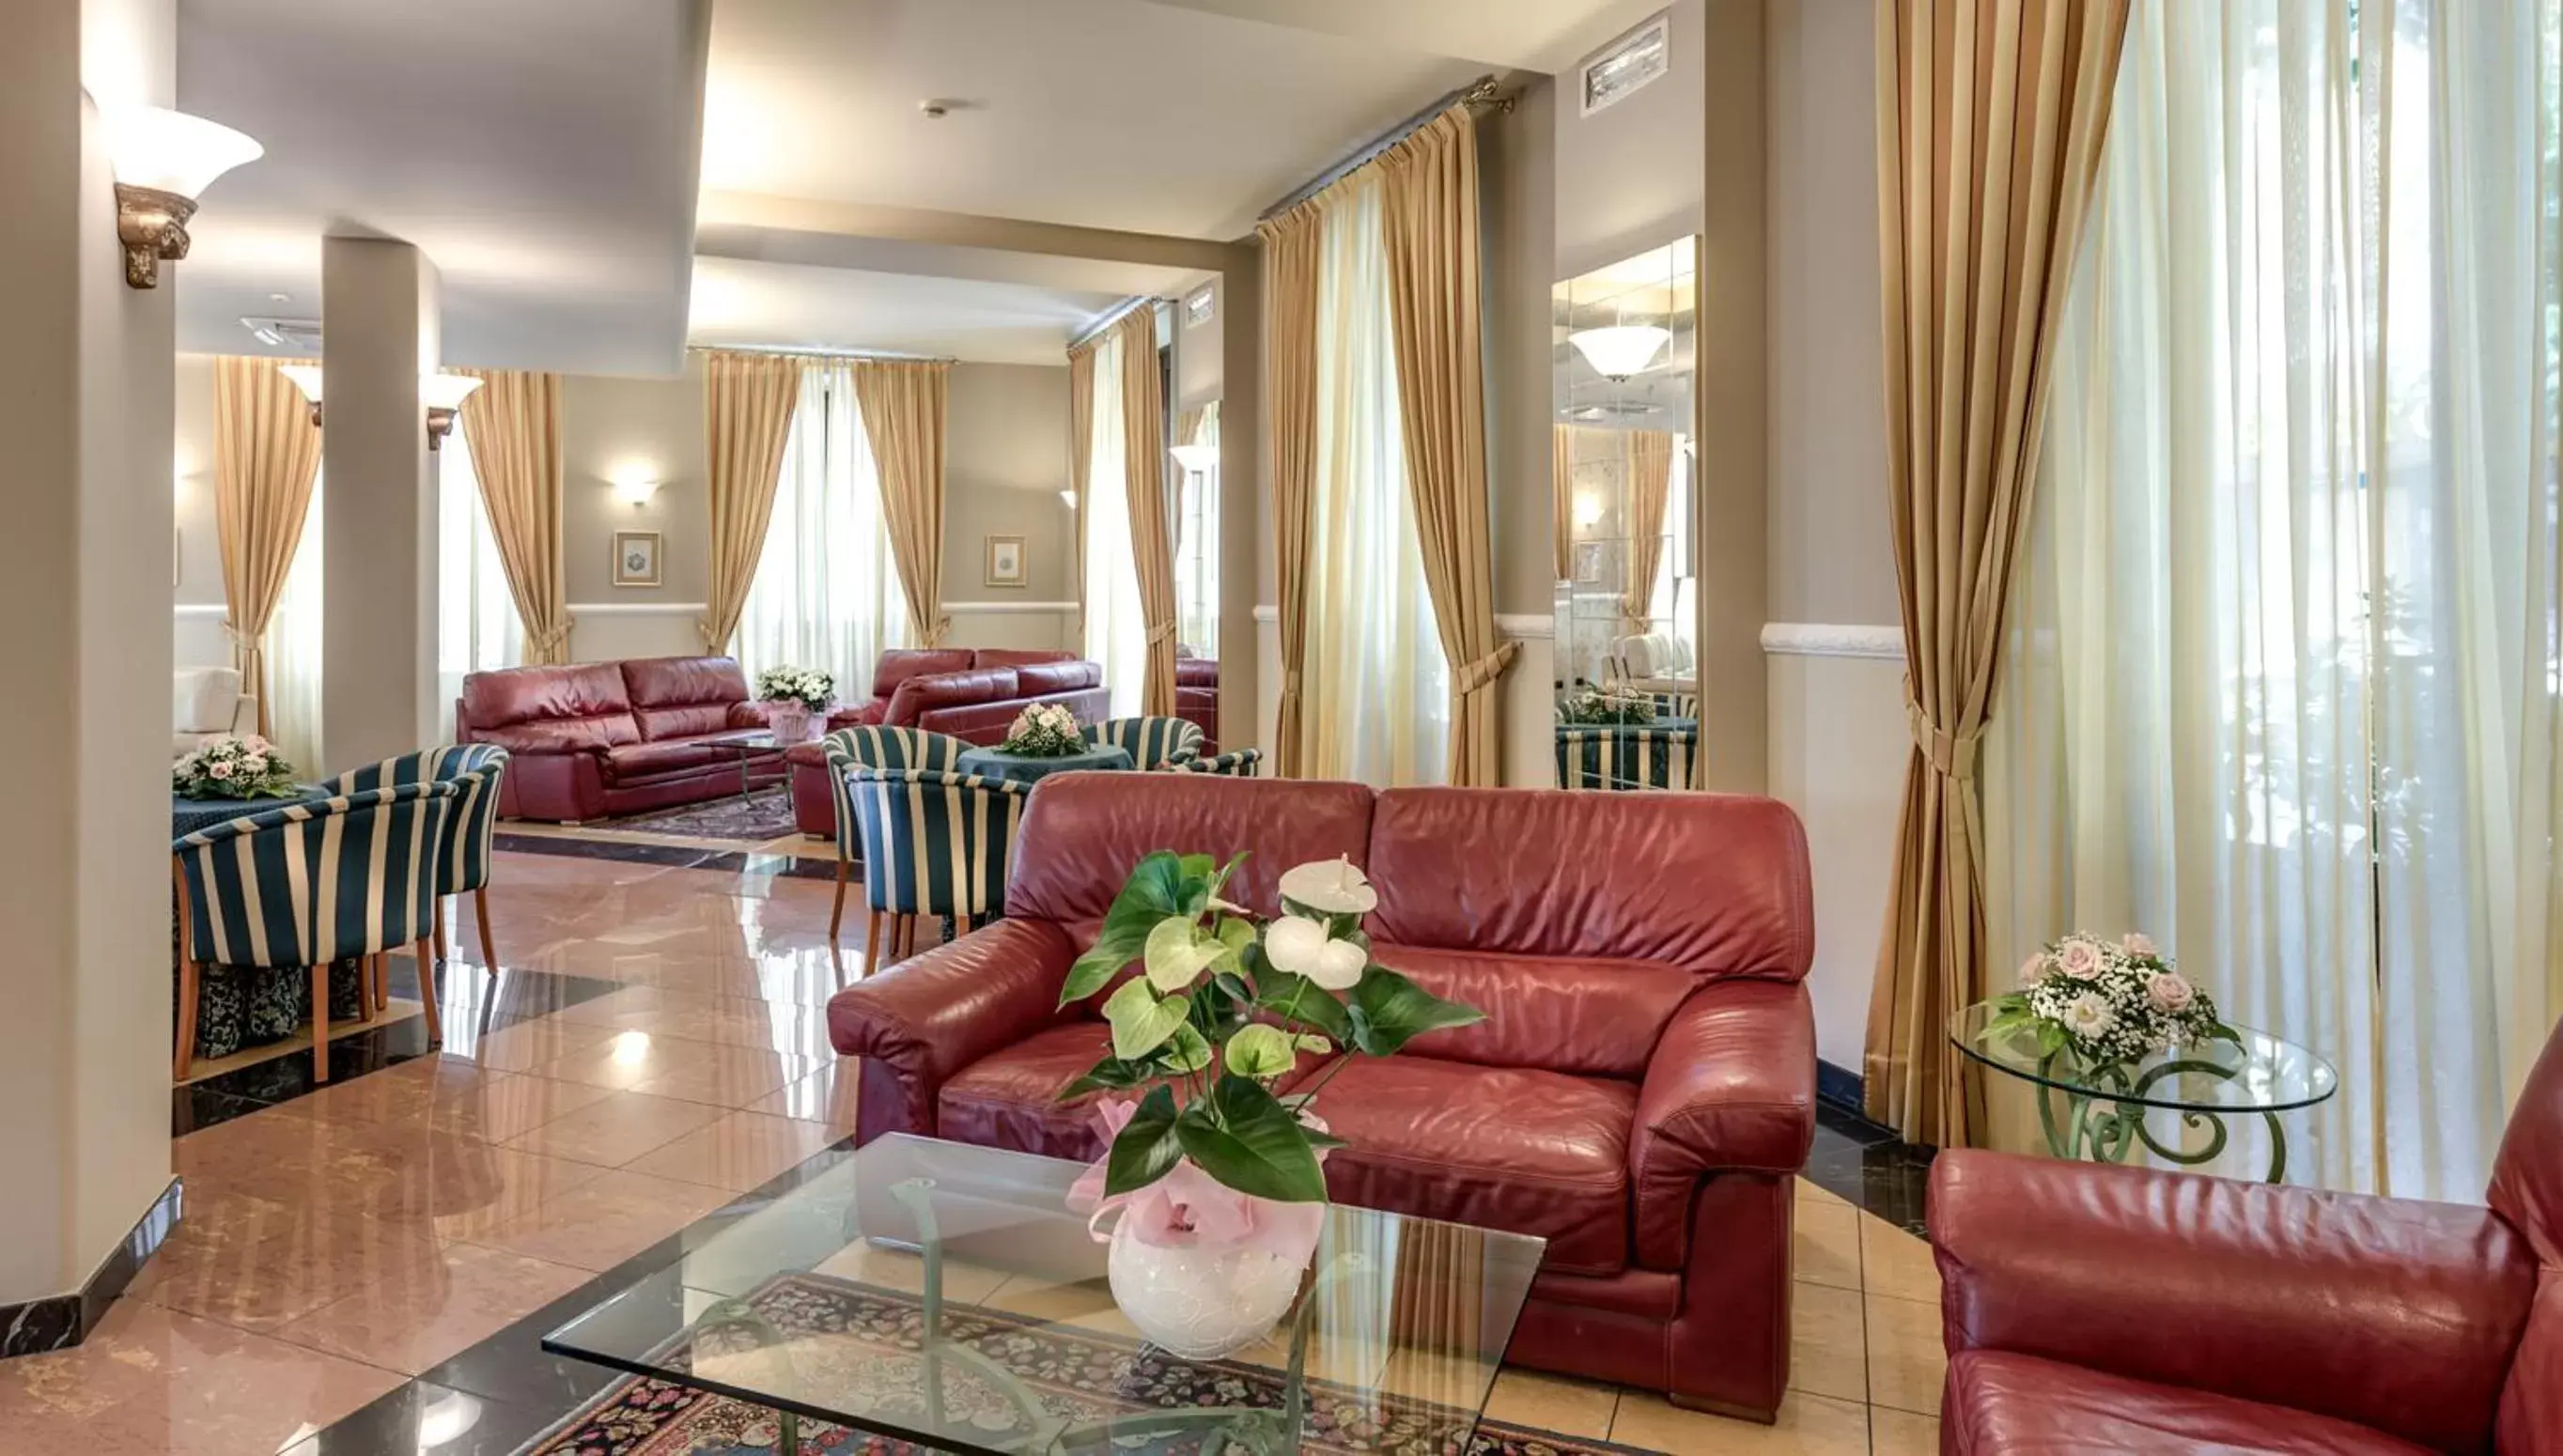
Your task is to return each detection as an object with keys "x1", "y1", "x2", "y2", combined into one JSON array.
[
  {"x1": 1082, "y1": 715, "x2": 1204, "y2": 769},
  {"x1": 822, "y1": 724, "x2": 971, "y2": 773},
  {"x1": 172, "y1": 782, "x2": 457, "y2": 1082},
  {"x1": 333, "y1": 746, "x2": 510, "y2": 985},
  {"x1": 830, "y1": 758, "x2": 1029, "y2": 975},
  {"x1": 1555, "y1": 723, "x2": 1699, "y2": 792},
  {"x1": 1175, "y1": 747, "x2": 1262, "y2": 777}
]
